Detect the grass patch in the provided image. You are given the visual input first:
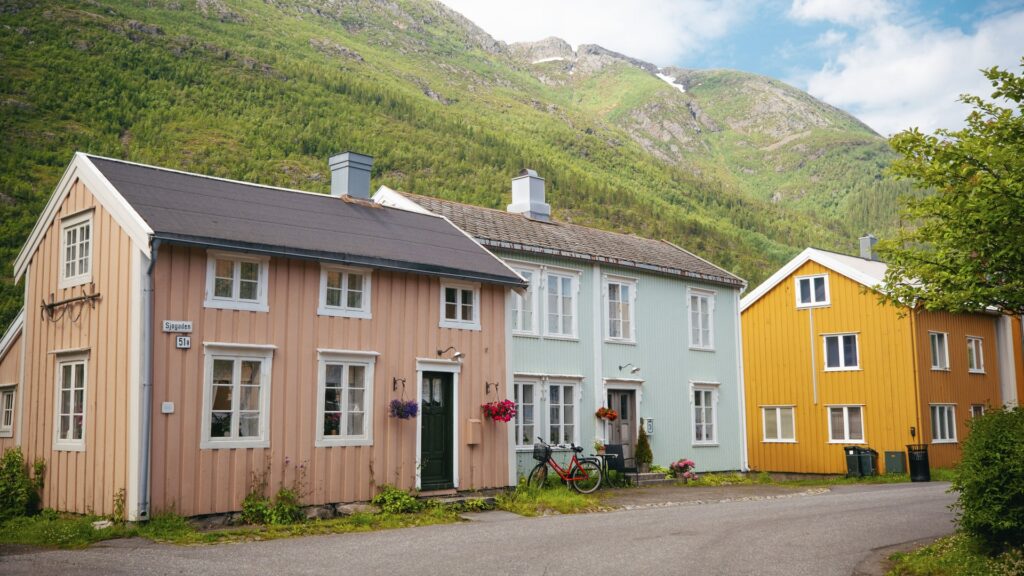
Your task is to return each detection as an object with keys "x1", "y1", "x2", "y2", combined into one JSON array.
[
  {"x1": 495, "y1": 483, "x2": 602, "y2": 517},
  {"x1": 685, "y1": 472, "x2": 773, "y2": 487},
  {"x1": 888, "y1": 533, "x2": 1024, "y2": 576}
]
